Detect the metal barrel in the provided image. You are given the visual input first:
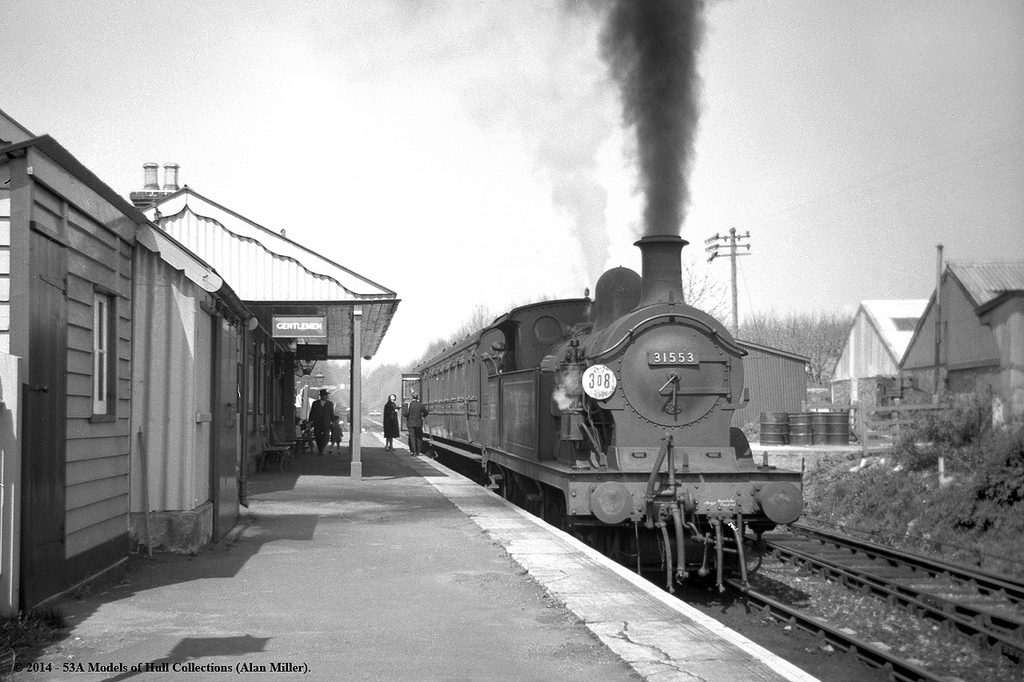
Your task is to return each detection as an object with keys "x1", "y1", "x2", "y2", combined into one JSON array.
[
  {"x1": 788, "y1": 412, "x2": 814, "y2": 445},
  {"x1": 812, "y1": 410, "x2": 850, "y2": 445},
  {"x1": 759, "y1": 412, "x2": 789, "y2": 445}
]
